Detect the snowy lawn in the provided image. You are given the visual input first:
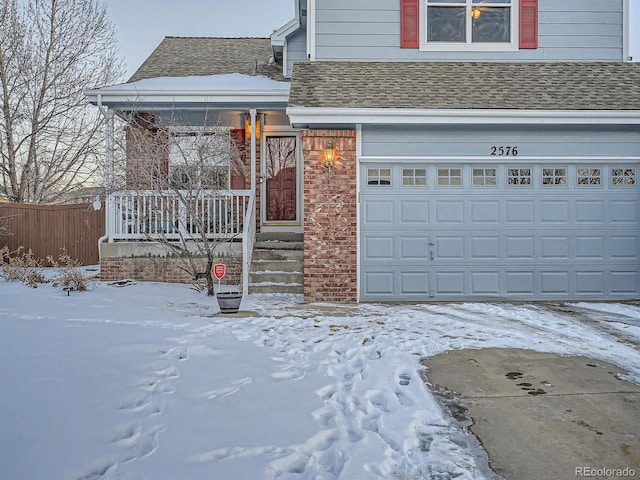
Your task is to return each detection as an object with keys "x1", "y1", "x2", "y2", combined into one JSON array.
[{"x1": 1, "y1": 275, "x2": 639, "y2": 480}]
